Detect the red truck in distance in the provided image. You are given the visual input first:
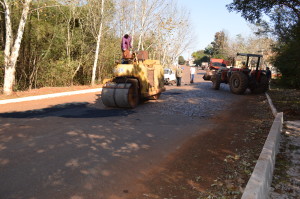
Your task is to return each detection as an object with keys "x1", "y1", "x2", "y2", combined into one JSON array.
[
  {"x1": 209, "y1": 58, "x2": 230, "y2": 70},
  {"x1": 203, "y1": 58, "x2": 230, "y2": 80}
]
